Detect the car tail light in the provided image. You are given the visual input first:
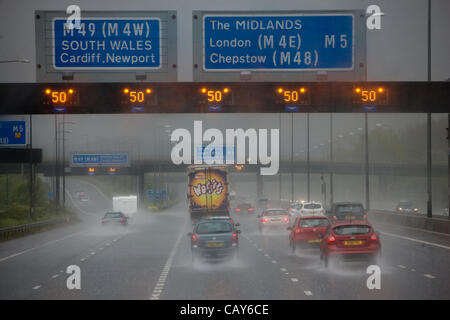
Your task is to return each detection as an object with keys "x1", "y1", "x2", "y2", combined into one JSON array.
[
  {"x1": 295, "y1": 228, "x2": 301, "y2": 234},
  {"x1": 236, "y1": 208, "x2": 241, "y2": 212},
  {"x1": 249, "y1": 208, "x2": 254, "y2": 211},
  {"x1": 371, "y1": 234, "x2": 378, "y2": 241},
  {"x1": 230, "y1": 218, "x2": 234, "y2": 224},
  {"x1": 102, "y1": 220, "x2": 106, "y2": 223},
  {"x1": 261, "y1": 218, "x2": 268, "y2": 223},
  {"x1": 283, "y1": 217, "x2": 290, "y2": 223},
  {"x1": 191, "y1": 234, "x2": 198, "y2": 244},
  {"x1": 232, "y1": 233, "x2": 238, "y2": 243},
  {"x1": 327, "y1": 235, "x2": 336, "y2": 243},
  {"x1": 333, "y1": 215, "x2": 337, "y2": 220},
  {"x1": 120, "y1": 219, "x2": 125, "y2": 223},
  {"x1": 363, "y1": 214, "x2": 367, "y2": 220}
]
